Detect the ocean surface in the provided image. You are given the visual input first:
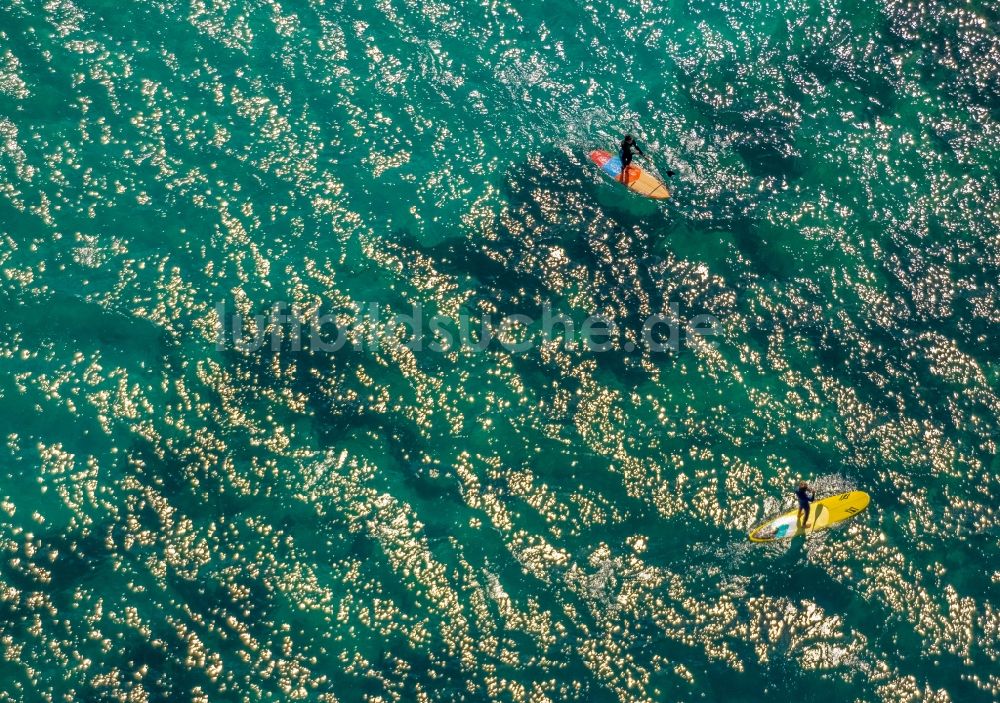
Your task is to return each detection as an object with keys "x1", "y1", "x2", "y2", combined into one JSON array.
[{"x1": 1, "y1": 0, "x2": 998, "y2": 700}]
